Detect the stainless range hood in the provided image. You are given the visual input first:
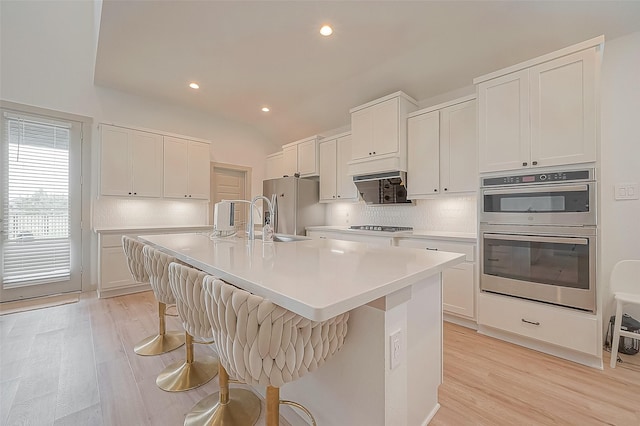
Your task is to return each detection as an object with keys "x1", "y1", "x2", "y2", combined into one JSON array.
[{"x1": 353, "y1": 171, "x2": 412, "y2": 205}]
